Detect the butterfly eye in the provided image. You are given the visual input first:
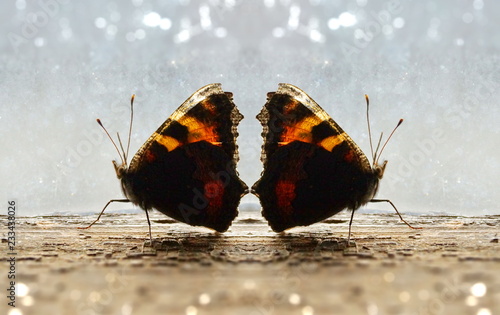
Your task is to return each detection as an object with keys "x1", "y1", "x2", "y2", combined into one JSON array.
[{"x1": 374, "y1": 160, "x2": 388, "y2": 179}]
